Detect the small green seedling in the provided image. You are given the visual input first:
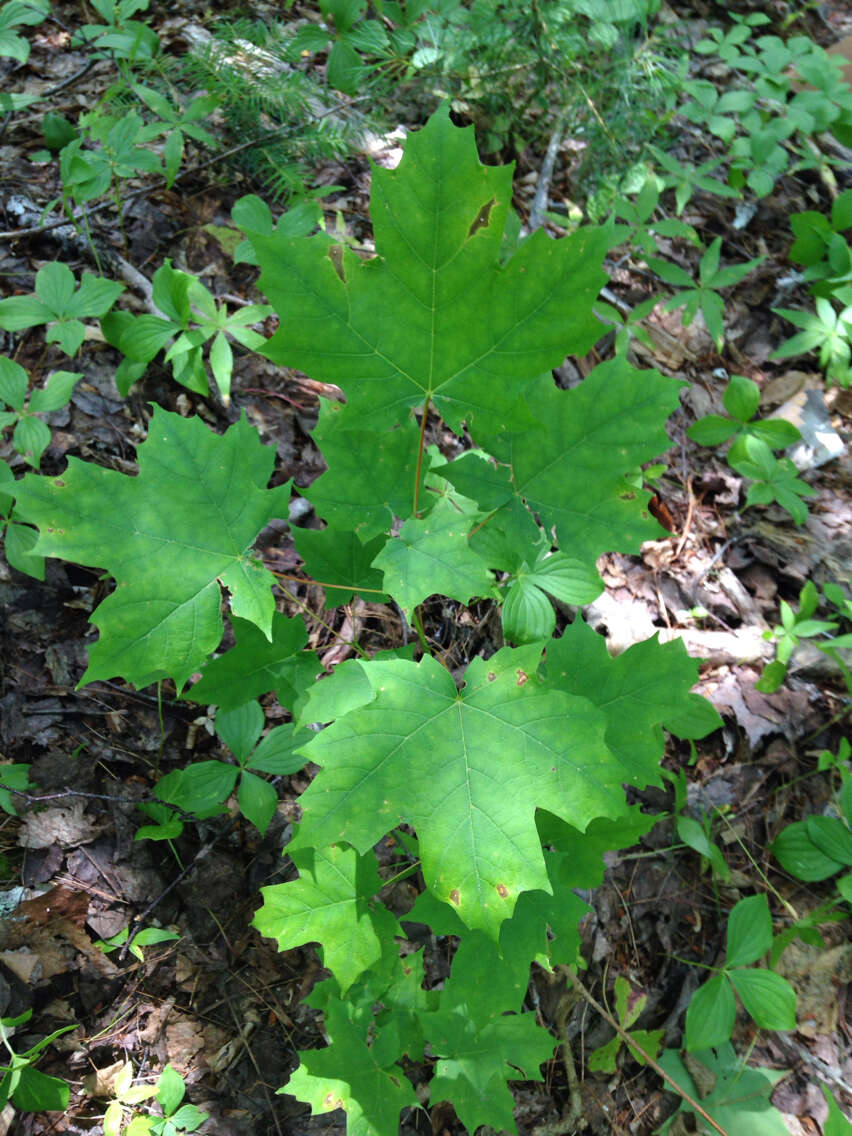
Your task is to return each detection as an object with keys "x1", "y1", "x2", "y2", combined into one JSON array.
[
  {"x1": 101, "y1": 259, "x2": 271, "y2": 401},
  {"x1": 756, "y1": 580, "x2": 843, "y2": 692},
  {"x1": 677, "y1": 811, "x2": 730, "y2": 884},
  {"x1": 769, "y1": 898, "x2": 846, "y2": 968},
  {"x1": 0, "y1": 1009, "x2": 74, "y2": 1112},
  {"x1": 646, "y1": 238, "x2": 763, "y2": 350},
  {"x1": 649, "y1": 145, "x2": 741, "y2": 215},
  {"x1": 610, "y1": 172, "x2": 698, "y2": 257},
  {"x1": 123, "y1": 1064, "x2": 207, "y2": 1136},
  {"x1": 73, "y1": 0, "x2": 160, "y2": 62},
  {"x1": 773, "y1": 292, "x2": 852, "y2": 389},
  {"x1": 684, "y1": 894, "x2": 797, "y2": 1051},
  {"x1": 137, "y1": 699, "x2": 303, "y2": 840},
  {"x1": 95, "y1": 1060, "x2": 158, "y2": 1136},
  {"x1": 95, "y1": 925, "x2": 180, "y2": 962},
  {"x1": 131, "y1": 85, "x2": 219, "y2": 187},
  {"x1": 787, "y1": 187, "x2": 852, "y2": 295},
  {"x1": 687, "y1": 373, "x2": 801, "y2": 450},
  {"x1": 727, "y1": 434, "x2": 816, "y2": 525},
  {"x1": 0, "y1": 459, "x2": 43, "y2": 578},
  {"x1": 0, "y1": 263, "x2": 124, "y2": 356},
  {"x1": 588, "y1": 975, "x2": 663, "y2": 1072},
  {"x1": 0, "y1": 358, "x2": 83, "y2": 468}
]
